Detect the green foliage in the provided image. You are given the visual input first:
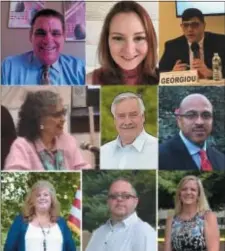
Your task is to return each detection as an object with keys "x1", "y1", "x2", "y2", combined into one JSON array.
[
  {"x1": 158, "y1": 171, "x2": 225, "y2": 210},
  {"x1": 1, "y1": 172, "x2": 81, "y2": 247},
  {"x1": 83, "y1": 170, "x2": 156, "y2": 232},
  {"x1": 159, "y1": 86, "x2": 225, "y2": 154},
  {"x1": 101, "y1": 86, "x2": 157, "y2": 144}
]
